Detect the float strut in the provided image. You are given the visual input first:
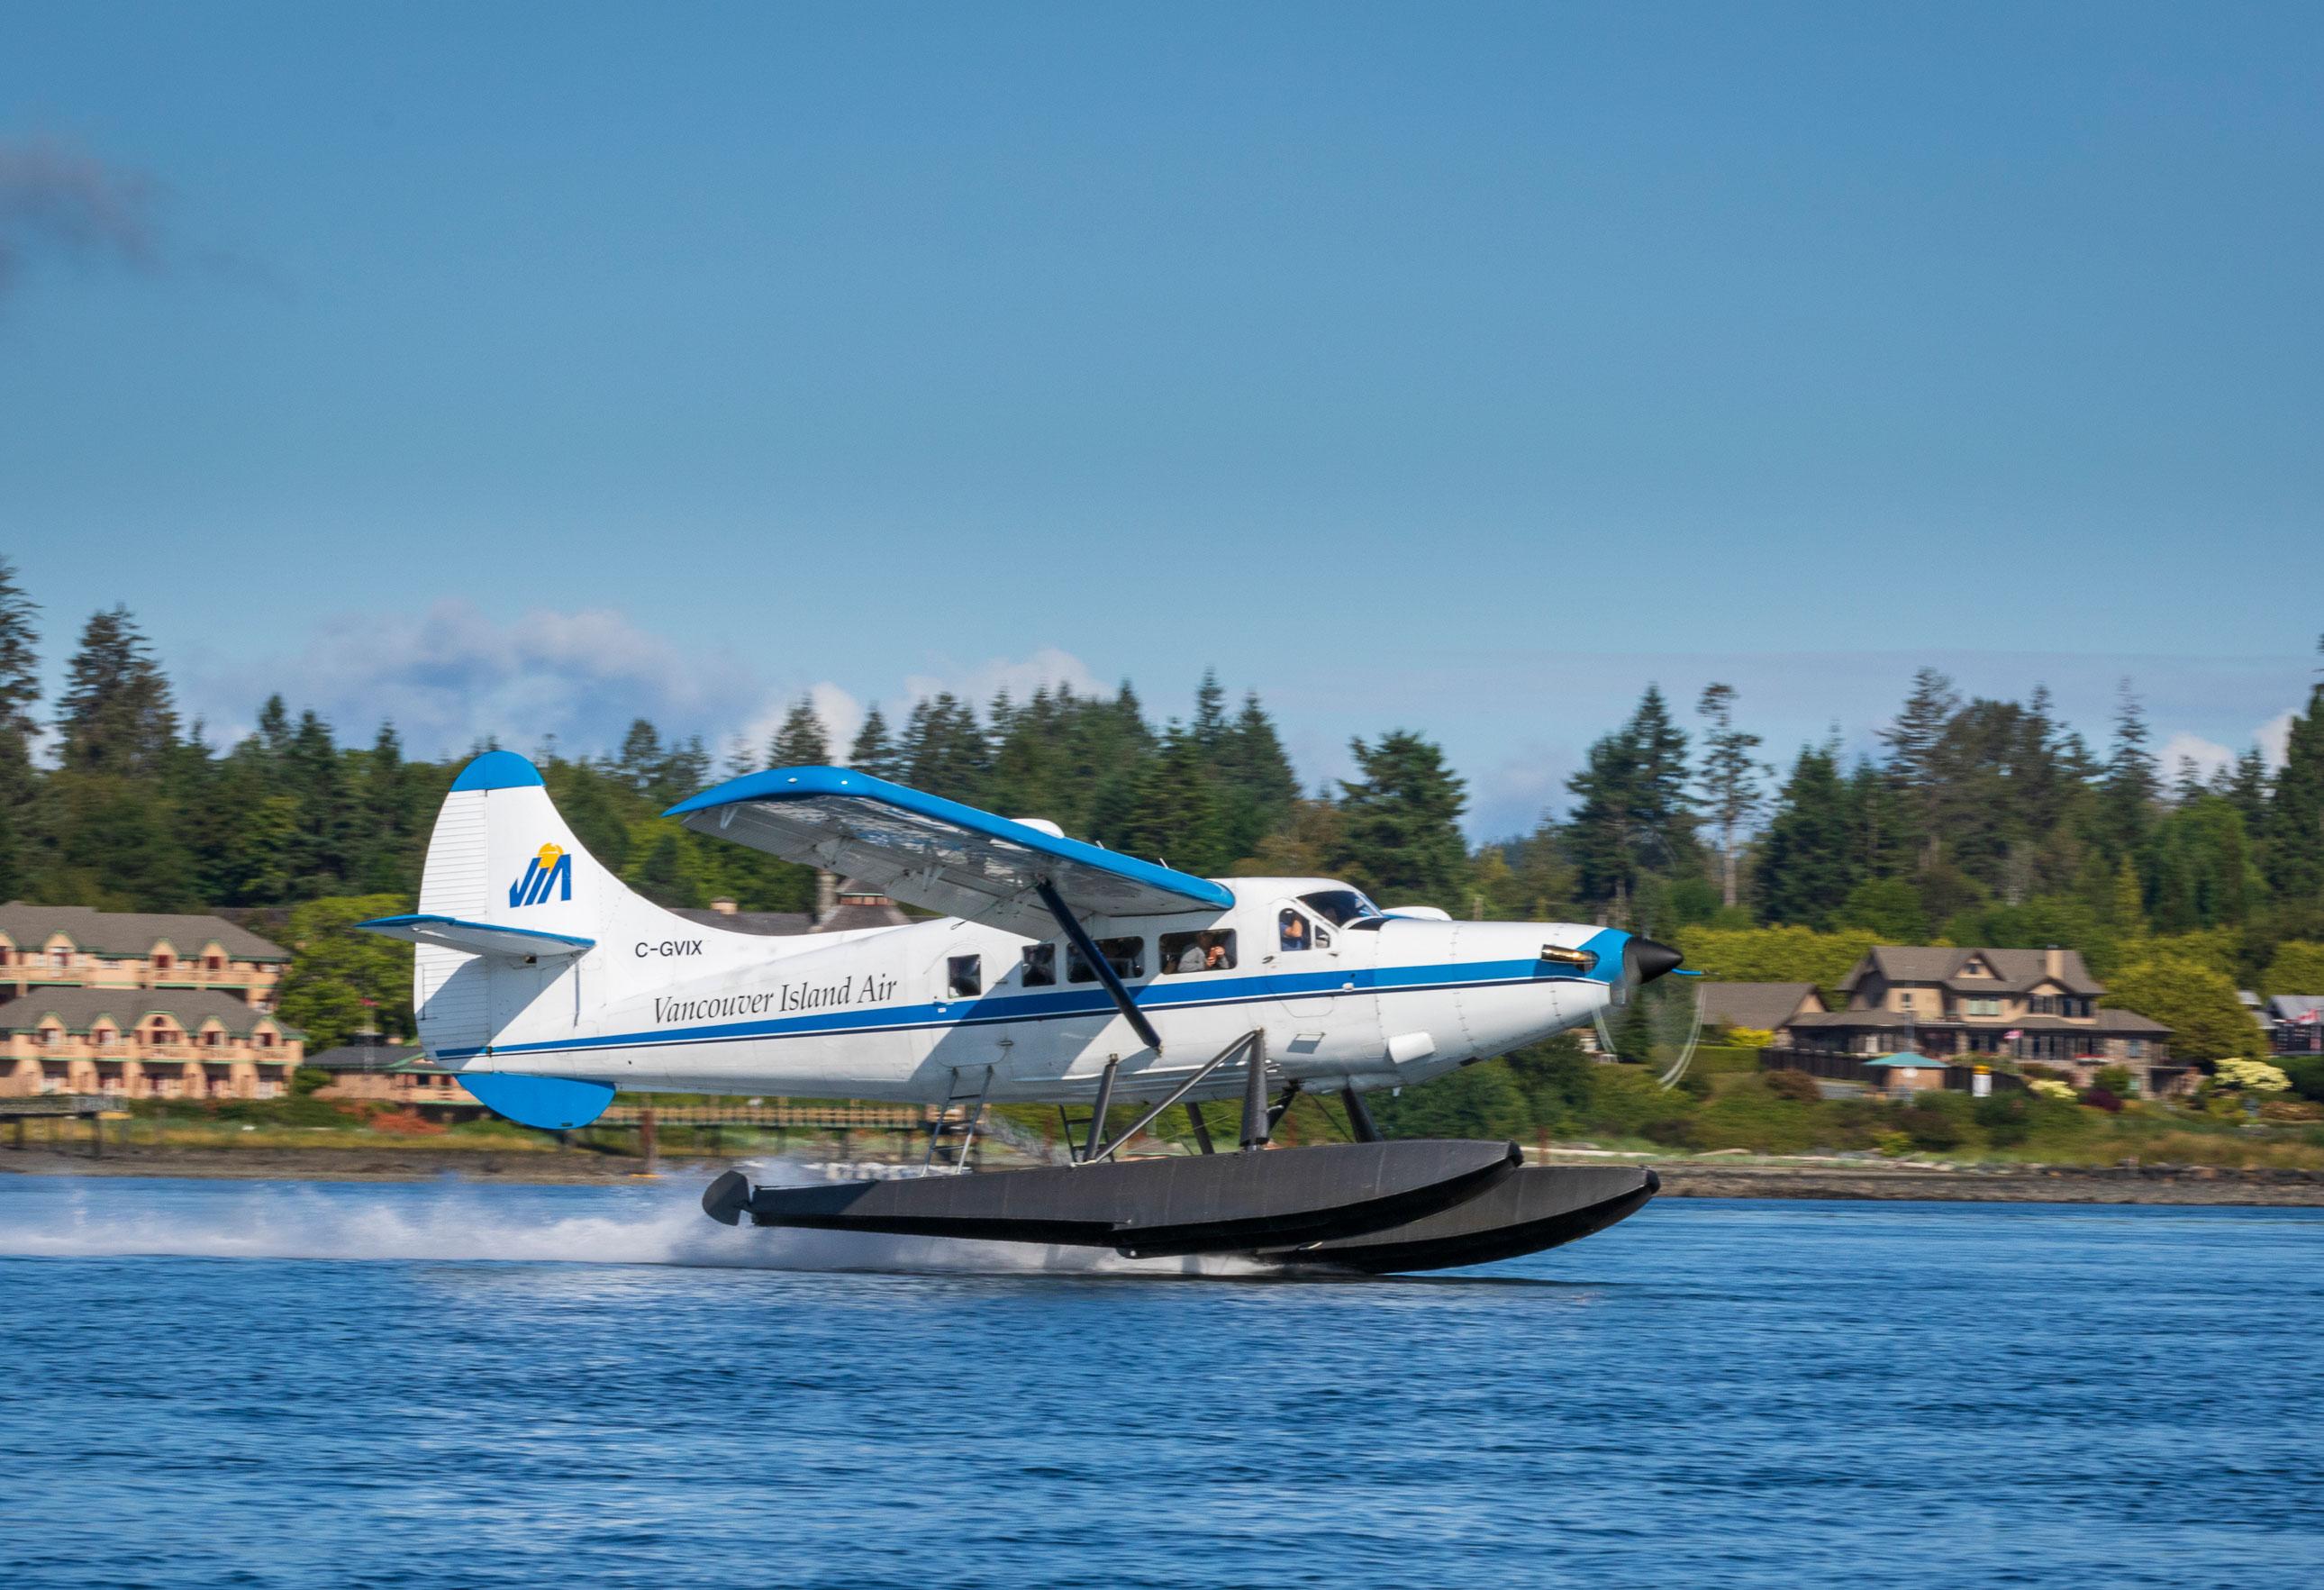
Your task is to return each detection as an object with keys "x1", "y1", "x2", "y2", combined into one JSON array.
[
  {"x1": 1035, "y1": 880, "x2": 1162, "y2": 1053},
  {"x1": 1083, "y1": 1057, "x2": 1120, "y2": 1164},
  {"x1": 1239, "y1": 1030, "x2": 1270, "y2": 1150},
  {"x1": 1266, "y1": 1079, "x2": 1304, "y2": 1133},
  {"x1": 1087, "y1": 1031, "x2": 1257, "y2": 1166},
  {"x1": 1185, "y1": 1101, "x2": 1215, "y2": 1155},
  {"x1": 1341, "y1": 1086, "x2": 1382, "y2": 1143}
]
